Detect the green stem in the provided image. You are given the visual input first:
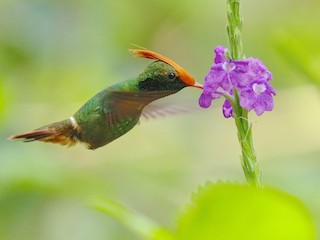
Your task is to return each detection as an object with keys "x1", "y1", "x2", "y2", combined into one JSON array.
[
  {"x1": 233, "y1": 90, "x2": 261, "y2": 188},
  {"x1": 226, "y1": 0, "x2": 262, "y2": 188},
  {"x1": 226, "y1": 0, "x2": 243, "y2": 60}
]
